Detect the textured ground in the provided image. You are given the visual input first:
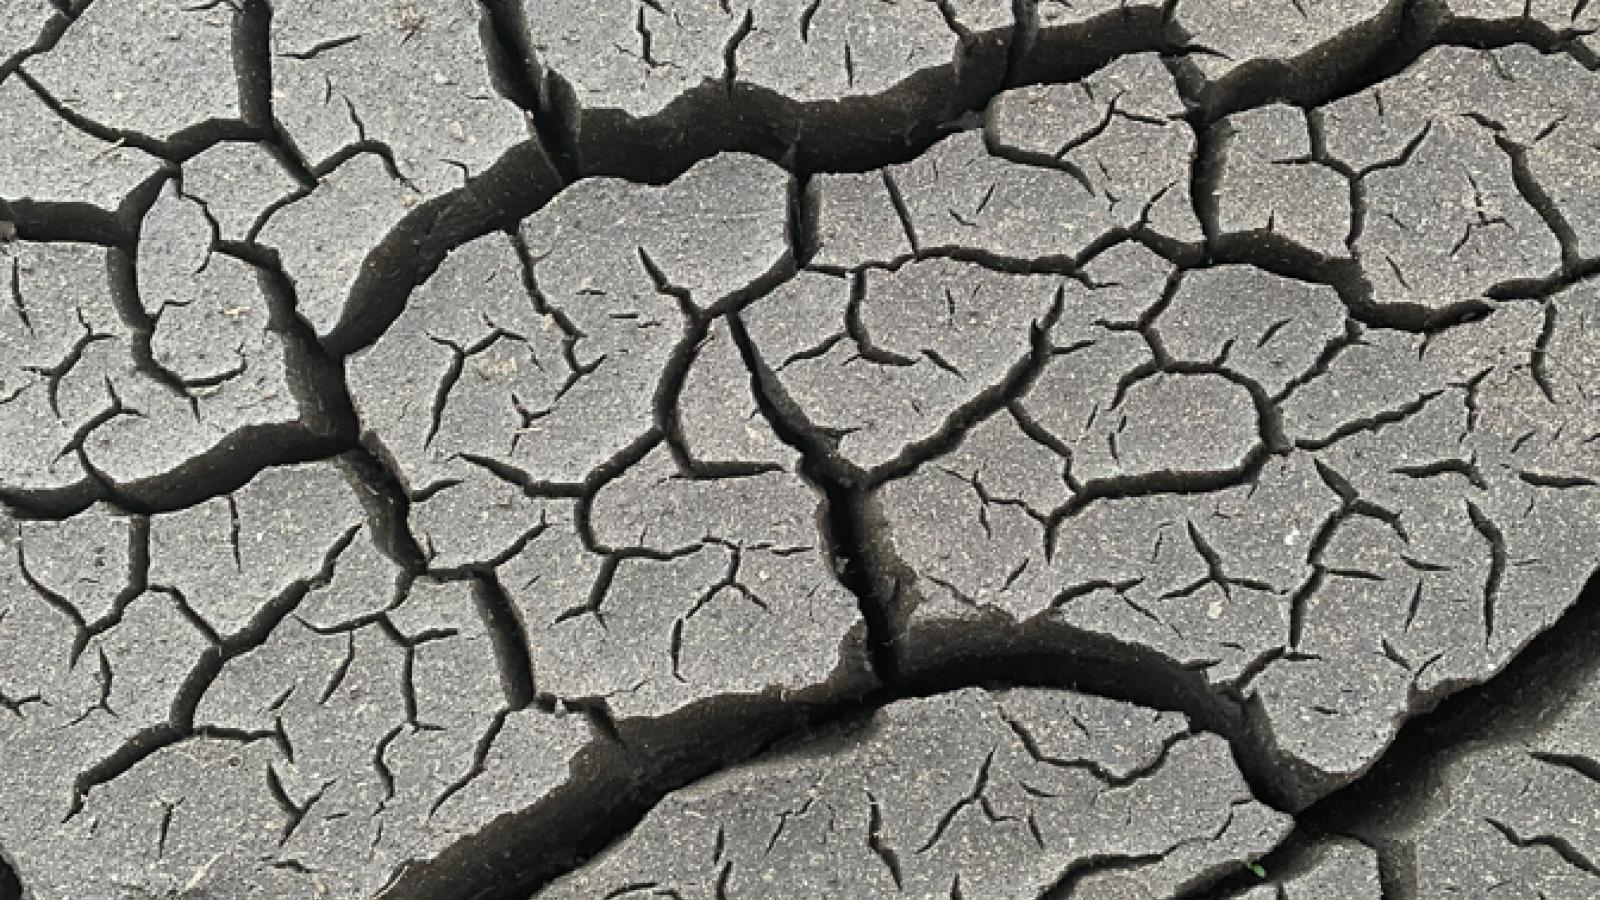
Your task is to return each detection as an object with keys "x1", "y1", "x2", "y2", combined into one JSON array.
[{"x1": 0, "y1": 1, "x2": 1597, "y2": 898}]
